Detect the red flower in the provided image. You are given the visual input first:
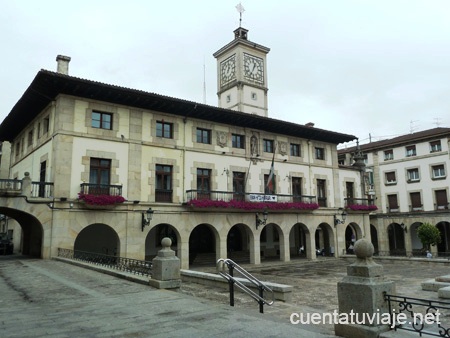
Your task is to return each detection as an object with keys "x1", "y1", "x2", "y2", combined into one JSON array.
[{"x1": 346, "y1": 204, "x2": 378, "y2": 211}]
